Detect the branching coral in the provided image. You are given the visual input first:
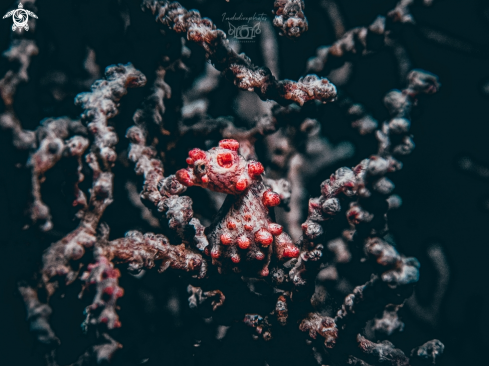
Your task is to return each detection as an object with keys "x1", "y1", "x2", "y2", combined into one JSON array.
[
  {"x1": 2, "y1": 1, "x2": 450, "y2": 365},
  {"x1": 143, "y1": 0, "x2": 336, "y2": 106}
]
